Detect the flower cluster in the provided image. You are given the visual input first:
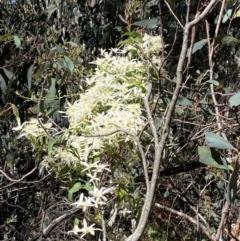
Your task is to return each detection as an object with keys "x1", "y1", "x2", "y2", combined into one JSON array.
[
  {"x1": 12, "y1": 118, "x2": 52, "y2": 138},
  {"x1": 12, "y1": 33, "x2": 163, "y2": 239}
]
